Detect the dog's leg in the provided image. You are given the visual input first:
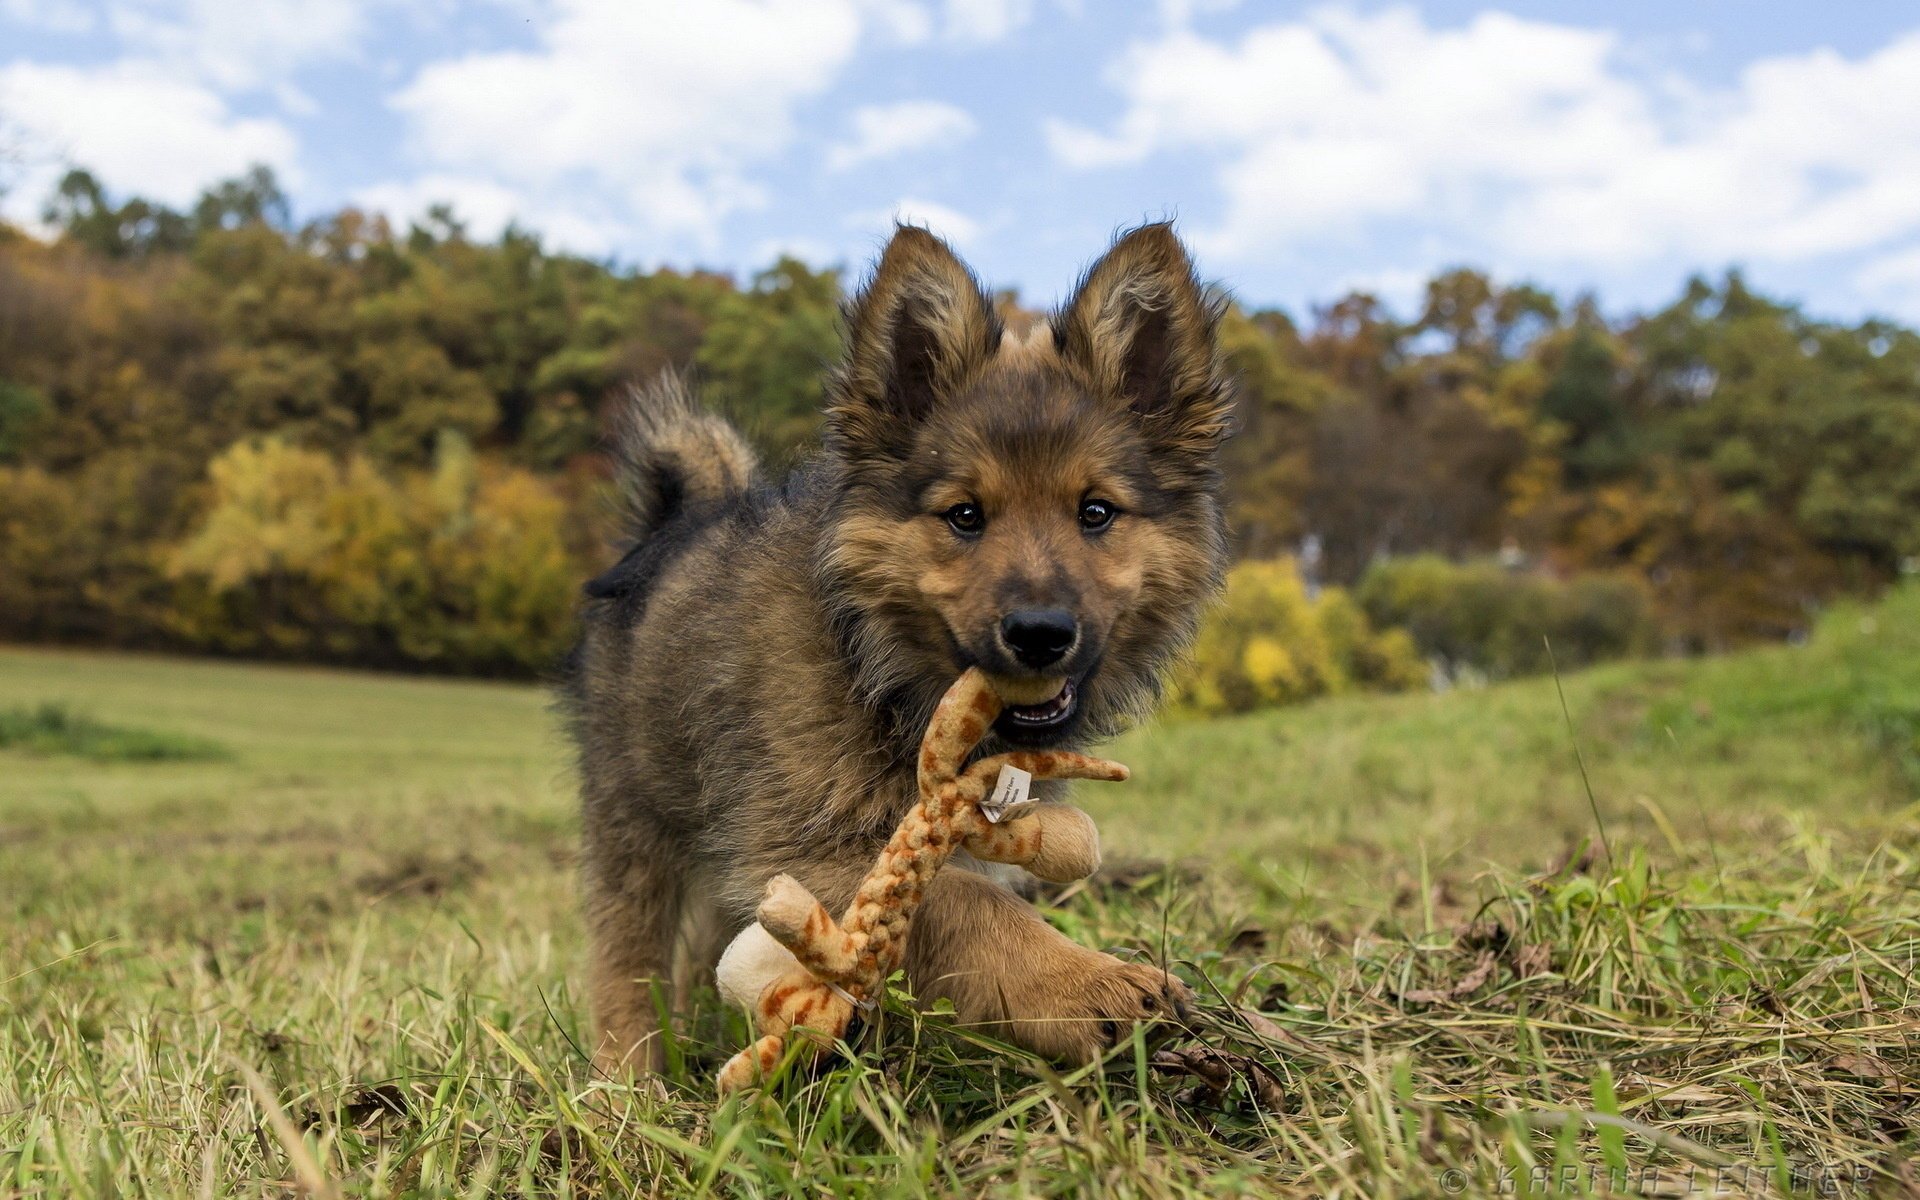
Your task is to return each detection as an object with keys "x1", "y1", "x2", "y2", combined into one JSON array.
[
  {"x1": 673, "y1": 893, "x2": 733, "y2": 1018},
  {"x1": 584, "y1": 851, "x2": 684, "y2": 1077},
  {"x1": 905, "y1": 867, "x2": 1189, "y2": 1061}
]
